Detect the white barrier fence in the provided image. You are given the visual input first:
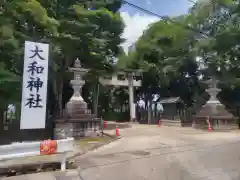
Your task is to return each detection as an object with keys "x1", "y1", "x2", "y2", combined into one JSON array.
[{"x1": 0, "y1": 138, "x2": 75, "y2": 171}]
